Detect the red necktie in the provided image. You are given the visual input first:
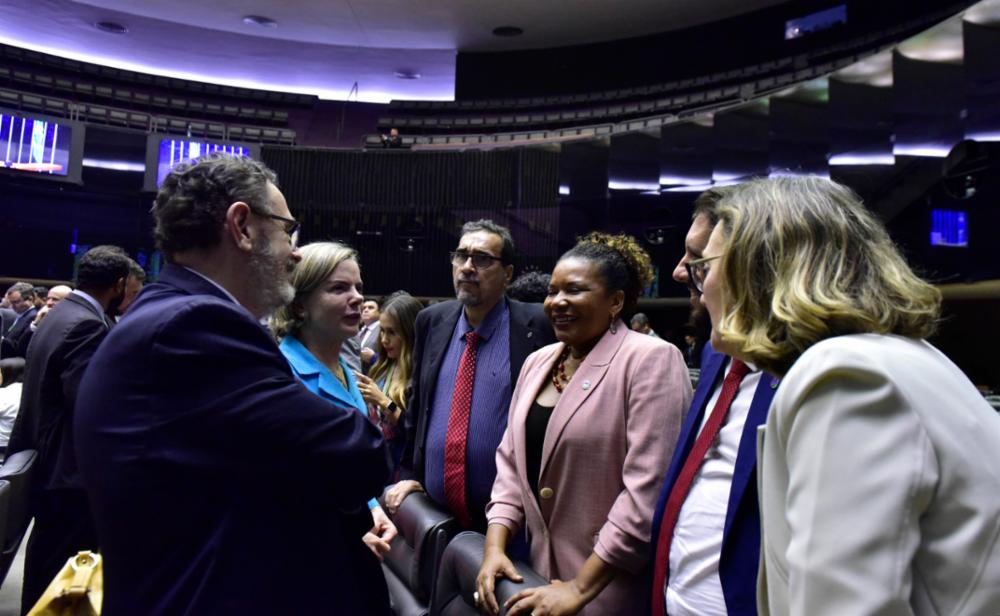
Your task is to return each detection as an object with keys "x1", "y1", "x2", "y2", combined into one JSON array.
[
  {"x1": 443, "y1": 331, "x2": 480, "y2": 528},
  {"x1": 651, "y1": 358, "x2": 751, "y2": 616}
]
